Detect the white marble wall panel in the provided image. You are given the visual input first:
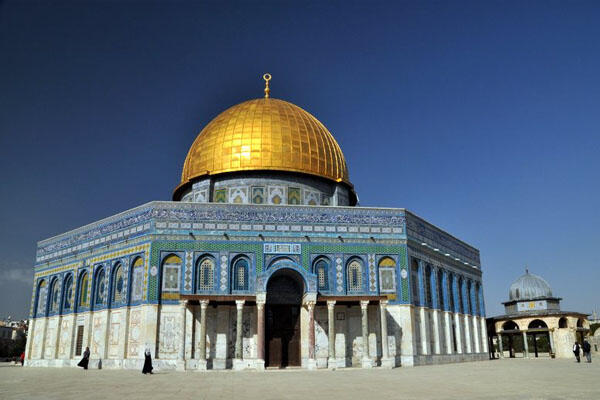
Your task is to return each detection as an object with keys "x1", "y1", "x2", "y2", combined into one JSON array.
[
  {"x1": 90, "y1": 311, "x2": 108, "y2": 359},
  {"x1": 158, "y1": 305, "x2": 182, "y2": 359},
  {"x1": 58, "y1": 316, "x2": 73, "y2": 359}
]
